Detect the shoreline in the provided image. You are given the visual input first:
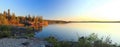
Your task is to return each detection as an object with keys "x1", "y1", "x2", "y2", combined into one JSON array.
[{"x1": 0, "y1": 38, "x2": 51, "y2": 47}]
